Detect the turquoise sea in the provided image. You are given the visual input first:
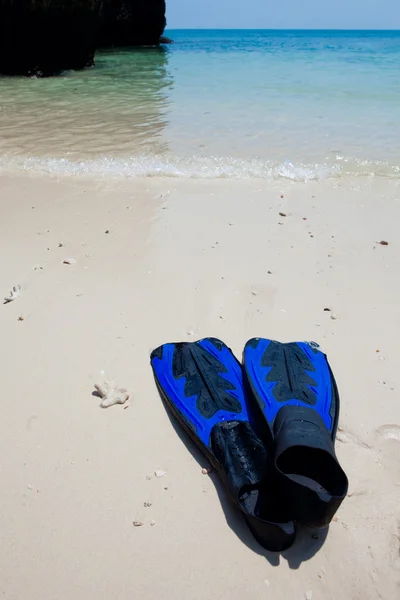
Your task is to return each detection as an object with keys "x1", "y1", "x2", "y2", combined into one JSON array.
[{"x1": 0, "y1": 29, "x2": 399, "y2": 180}]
